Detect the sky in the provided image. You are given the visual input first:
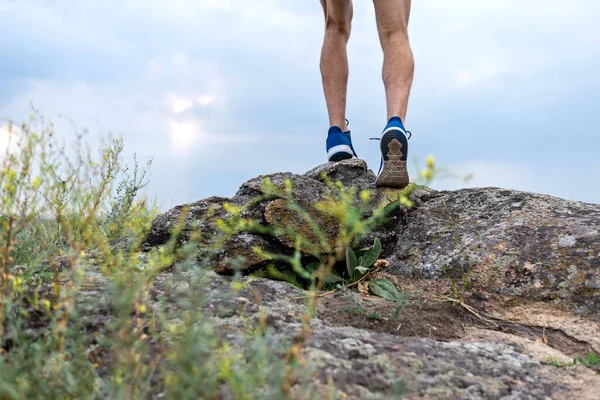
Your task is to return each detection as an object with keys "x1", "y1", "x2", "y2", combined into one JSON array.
[{"x1": 1, "y1": 0, "x2": 599, "y2": 209}]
